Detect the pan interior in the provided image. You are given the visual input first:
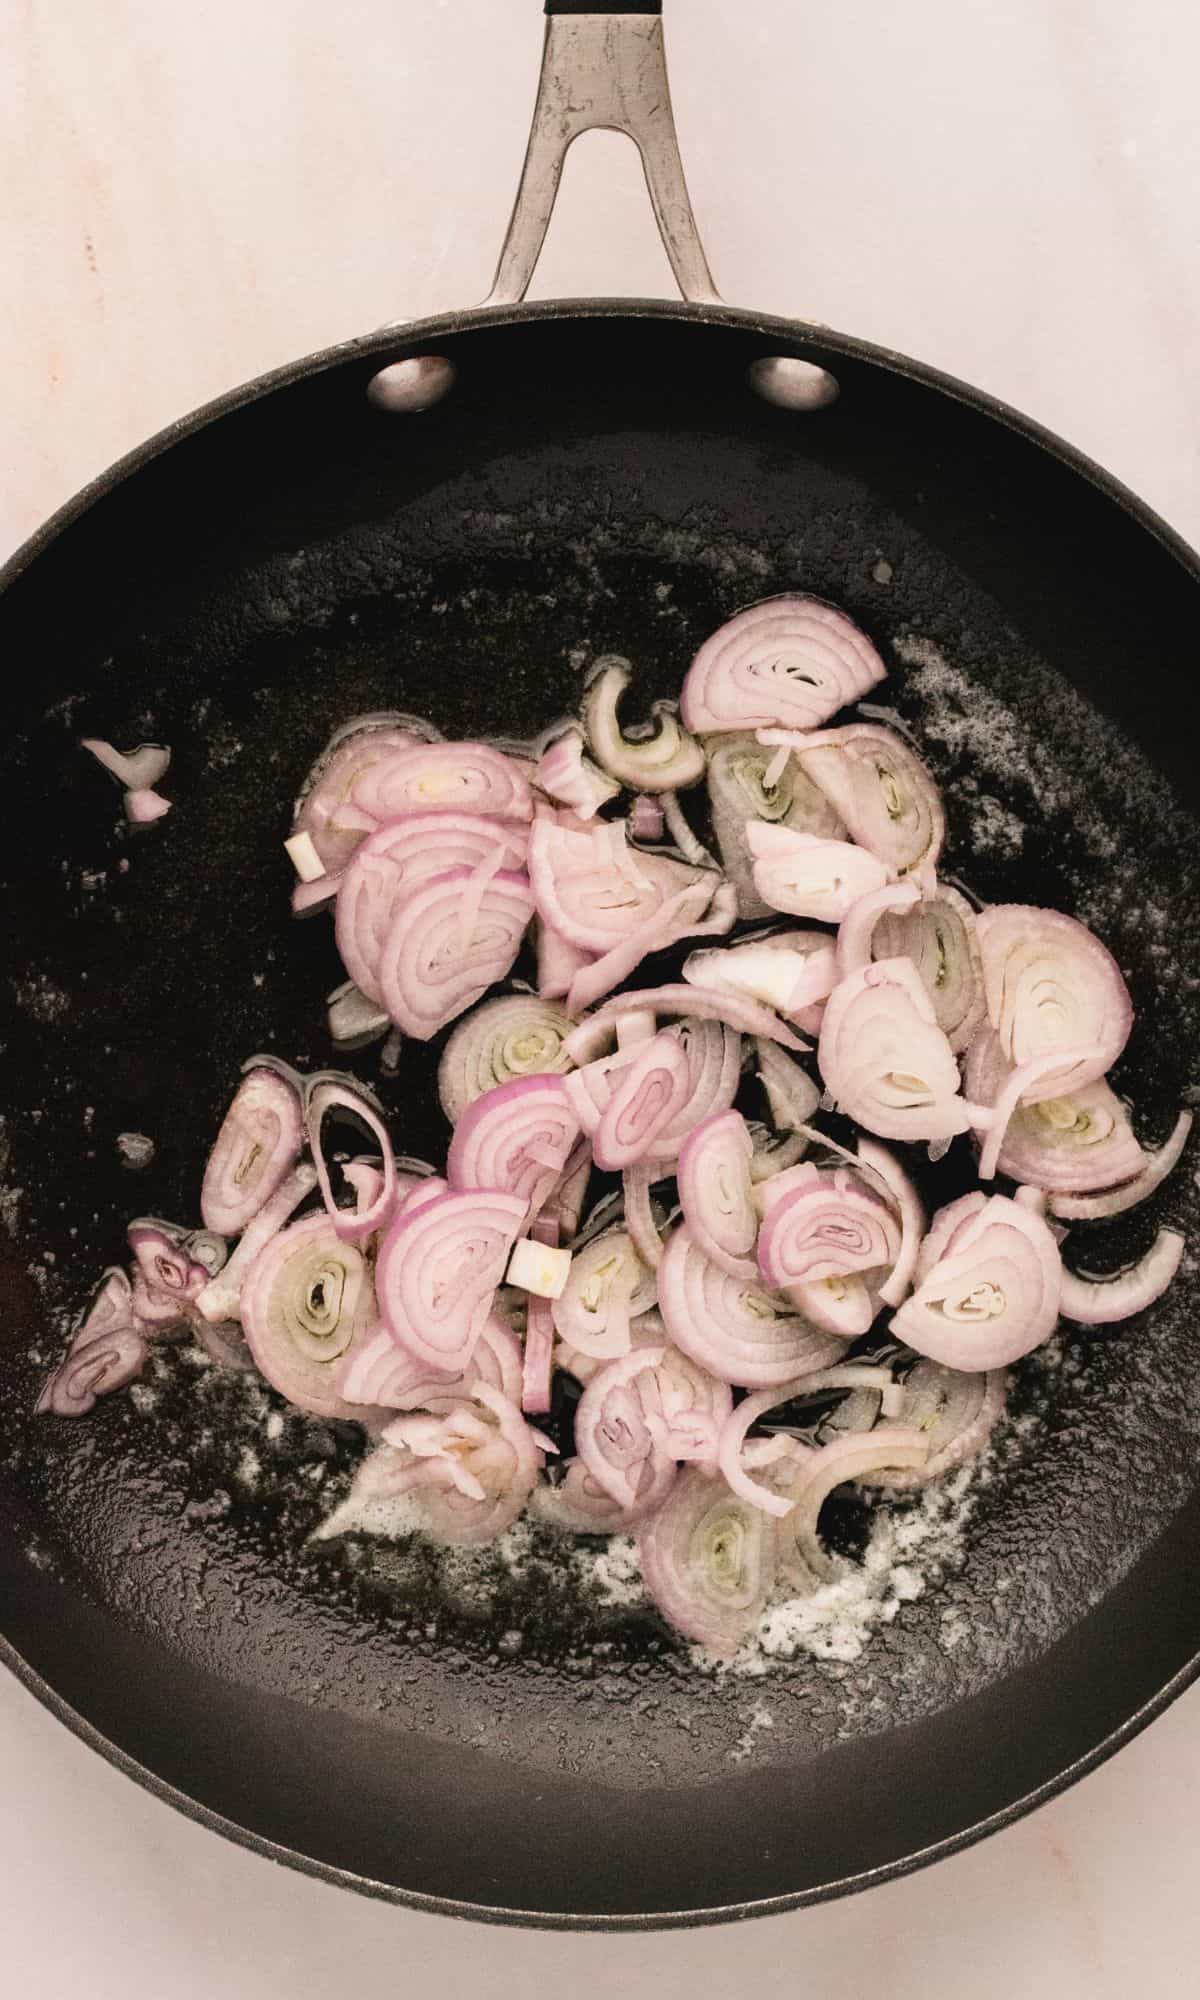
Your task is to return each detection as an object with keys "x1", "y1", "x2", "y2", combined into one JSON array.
[{"x1": 1, "y1": 308, "x2": 1198, "y2": 1920}]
